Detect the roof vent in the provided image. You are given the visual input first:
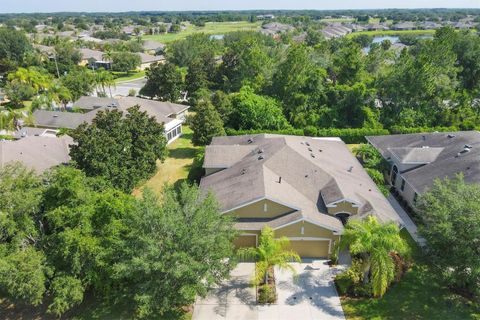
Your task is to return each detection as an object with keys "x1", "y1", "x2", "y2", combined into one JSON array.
[
  {"x1": 348, "y1": 166, "x2": 353, "y2": 172},
  {"x1": 448, "y1": 134, "x2": 455, "y2": 138},
  {"x1": 278, "y1": 176, "x2": 282, "y2": 183},
  {"x1": 305, "y1": 174, "x2": 309, "y2": 178},
  {"x1": 319, "y1": 149, "x2": 323, "y2": 152},
  {"x1": 305, "y1": 142, "x2": 310, "y2": 146},
  {"x1": 240, "y1": 169, "x2": 246, "y2": 175},
  {"x1": 308, "y1": 147, "x2": 312, "y2": 152},
  {"x1": 53, "y1": 114, "x2": 59, "y2": 118},
  {"x1": 247, "y1": 138, "x2": 253, "y2": 144},
  {"x1": 310, "y1": 153, "x2": 315, "y2": 158},
  {"x1": 258, "y1": 149, "x2": 264, "y2": 154},
  {"x1": 258, "y1": 155, "x2": 264, "y2": 160},
  {"x1": 465, "y1": 144, "x2": 472, "y2": 149},
  {"x1": 422, "y1": 135, "x2": 426, "y2": 141}
]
